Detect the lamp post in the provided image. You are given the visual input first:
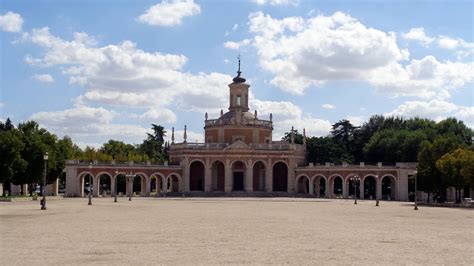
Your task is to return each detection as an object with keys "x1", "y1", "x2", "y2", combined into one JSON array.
[
  {"x1": 350, "y1": 175, "x2": 360, "y2": 204},
  {"x1": 375, "y1": 175, "x2": 379, "y2": 206},
  {"x1": 114, "y1": 170, "x2": 118, "y2": 203},
  {"x1": 126, "y1": 171, "x2": 134, "y2": 201},
  {"x1": 414, "y1": 170, "x2": 418, "y2": 210},
  {"x1": 41, "y1": 152, "x2": 48, "y2": 210},
  {"x1": 88, "y1": 163, "x2": 92, "y2": 205}
]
